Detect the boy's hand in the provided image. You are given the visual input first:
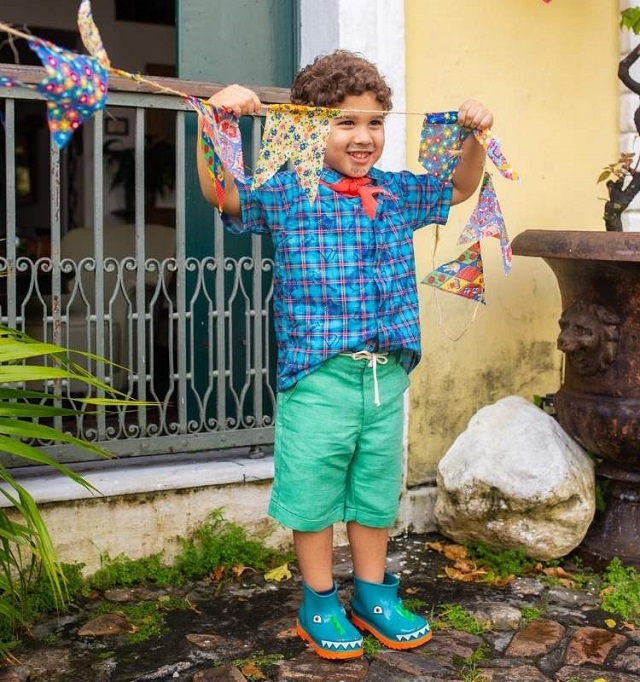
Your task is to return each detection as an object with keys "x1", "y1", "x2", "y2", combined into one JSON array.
[
  {"x1": 458, "y1": 99, "x2": 494, "y2": 130},
  {"x1": 207, "y1": 84, "x2": 263, "y2": 117}
]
